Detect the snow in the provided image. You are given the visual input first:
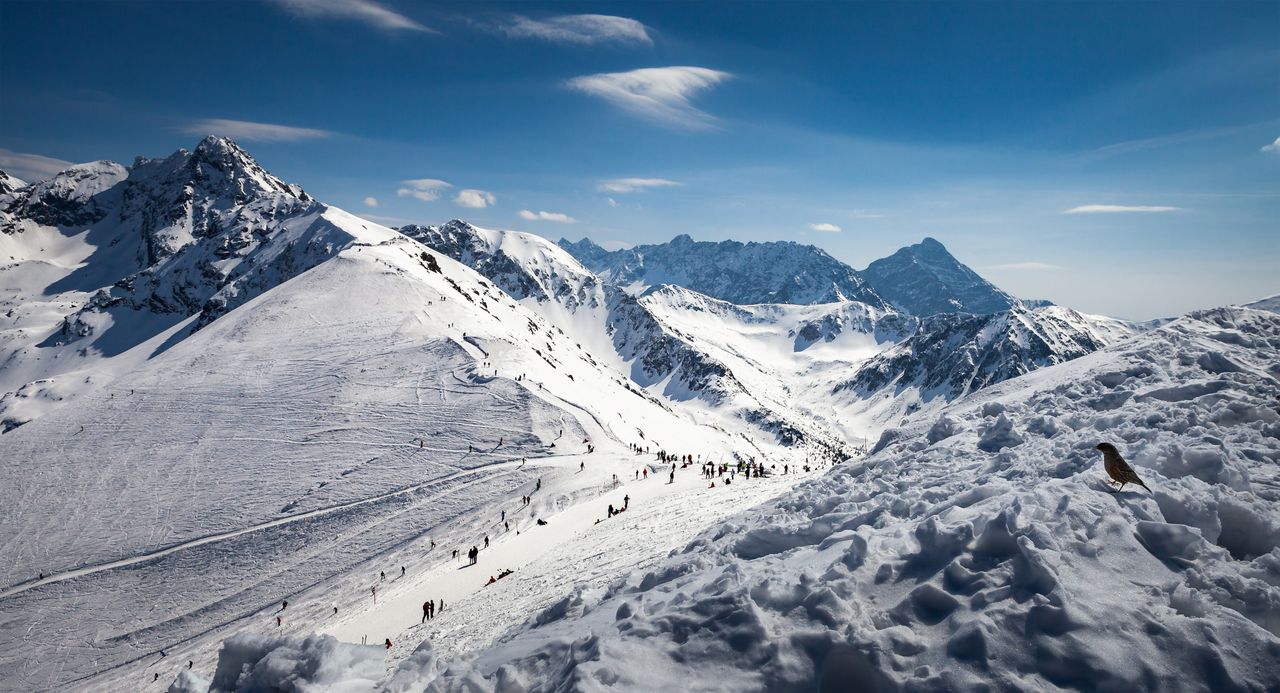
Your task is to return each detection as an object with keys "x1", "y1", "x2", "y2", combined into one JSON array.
[
  {"x1": 352, "y1": 306, "x2": 1280, "y2": 691},
  {"x1": 4, "y1": 137, "x2": 1272, "y2": 692}
]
